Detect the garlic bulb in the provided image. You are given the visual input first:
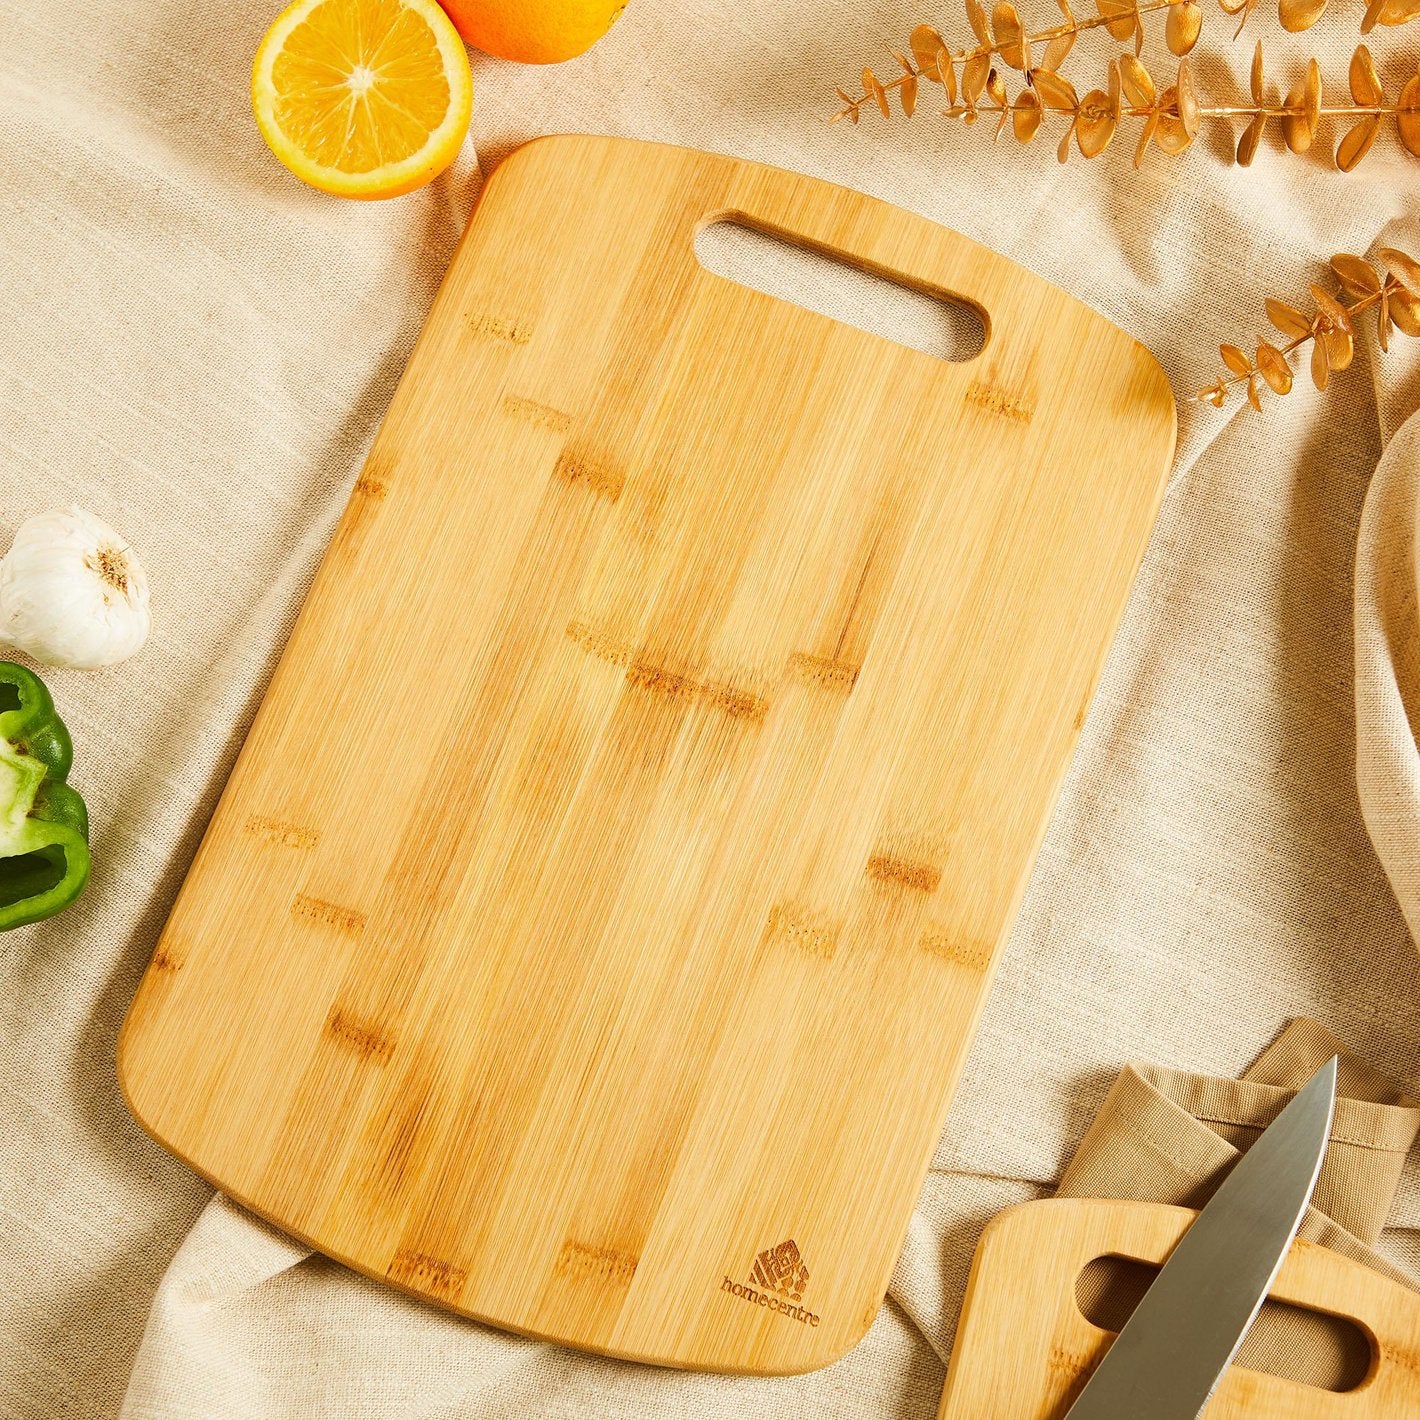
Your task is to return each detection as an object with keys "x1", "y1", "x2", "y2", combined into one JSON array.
[{"x1": 0, "y1": 507, "x2": 151, "y2": 670}]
